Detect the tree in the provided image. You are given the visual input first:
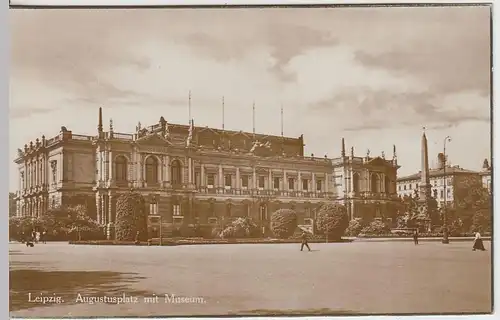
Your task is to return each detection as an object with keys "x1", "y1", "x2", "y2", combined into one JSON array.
[
  {"x1": 454, "y1": 175, "x2": 491, "y2": 233},
  {"x1": 316, "y1": 203, "x2": 349, "y2": 242},
  {"x1": 270, "y1": 209, "x2": 298, "y2": 239},
  {"x1": 115, "y1": 192, "x2": 148, "y2": 241},
  {"x1": 9, "y1": 192, "x2": 17, "y2": 217}
]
